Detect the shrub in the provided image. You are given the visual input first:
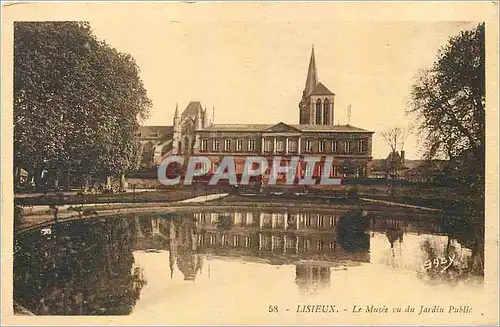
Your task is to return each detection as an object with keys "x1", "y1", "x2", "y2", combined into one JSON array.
[
  {"x1": 82, "y1": 208, "x2": 98, "y2": 216},
  {"x1": 14, "y1": 205, "x2": 24, "y2": 227}
]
